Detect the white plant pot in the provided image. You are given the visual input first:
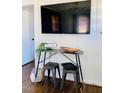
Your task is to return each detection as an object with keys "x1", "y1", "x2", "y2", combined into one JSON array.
[{"x1": 30, "y1": 67, "x2": 44, "y2": 83}]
